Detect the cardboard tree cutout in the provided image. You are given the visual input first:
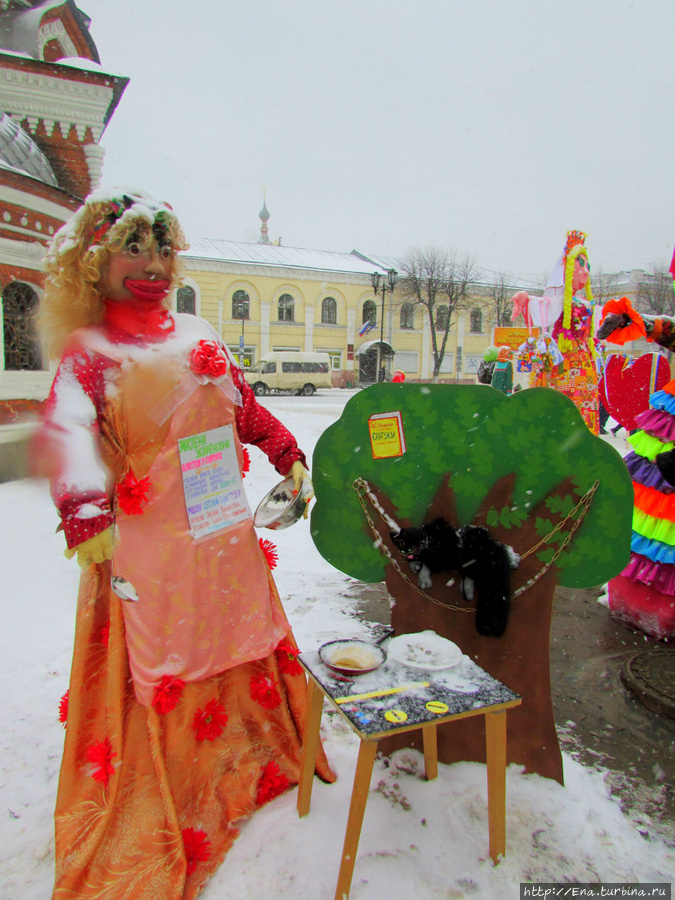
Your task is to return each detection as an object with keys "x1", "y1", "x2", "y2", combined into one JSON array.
[{"x1": 311, "y1": 383, "x2": 633, "y2": 783}]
